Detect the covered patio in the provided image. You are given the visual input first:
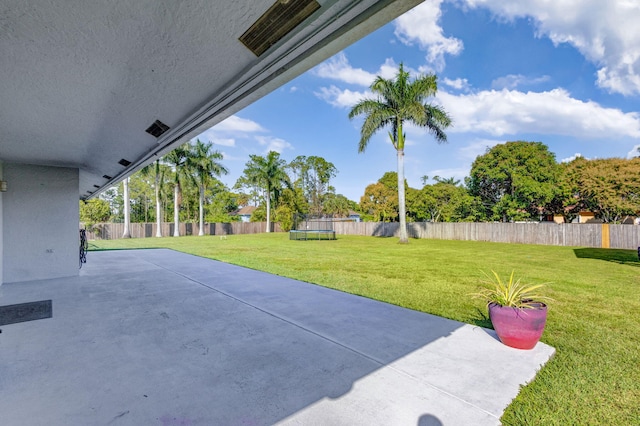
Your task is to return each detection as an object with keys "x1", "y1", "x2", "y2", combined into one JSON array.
[{"x1": 0, "y1": 249, "x2": 554, "y2": 425}]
